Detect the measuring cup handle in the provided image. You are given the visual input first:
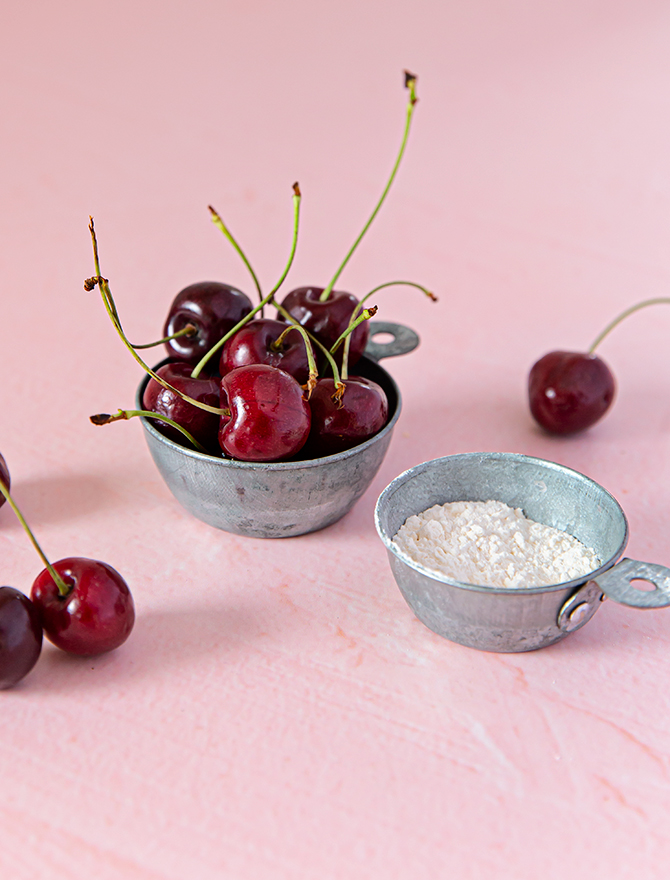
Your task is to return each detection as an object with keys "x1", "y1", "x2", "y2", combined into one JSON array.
[
  {"x1": 592, "y1": 558, "x2": 670, "y2": 608},
  {"x1": 364, "y1": 321, "x2": 420, "y2": 363}
]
